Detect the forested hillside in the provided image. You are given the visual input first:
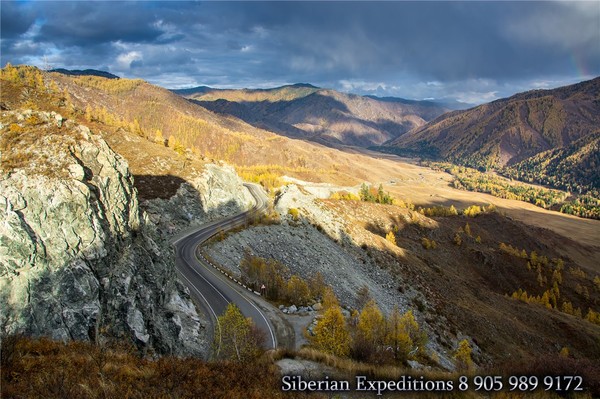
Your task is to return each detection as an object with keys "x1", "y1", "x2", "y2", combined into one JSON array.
[
  {"x1": 387, "y1": 77, "x2": 600, "y2": 172},
  {"x1": 383, "y1": 77, "x2": 600, "y2": 219}
]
